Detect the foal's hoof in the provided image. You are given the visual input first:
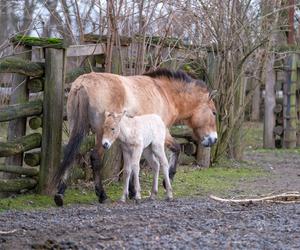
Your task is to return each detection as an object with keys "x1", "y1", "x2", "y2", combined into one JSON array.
[
  {"x1": 165, "y1": 196, "x2": 174, "y2": 202},
  {"x1": 135, "y1": 199, "x2": 142, "y2": 205},
  {"x1": 54, "y1": 194, "x2": 64, "y2": 207}
]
